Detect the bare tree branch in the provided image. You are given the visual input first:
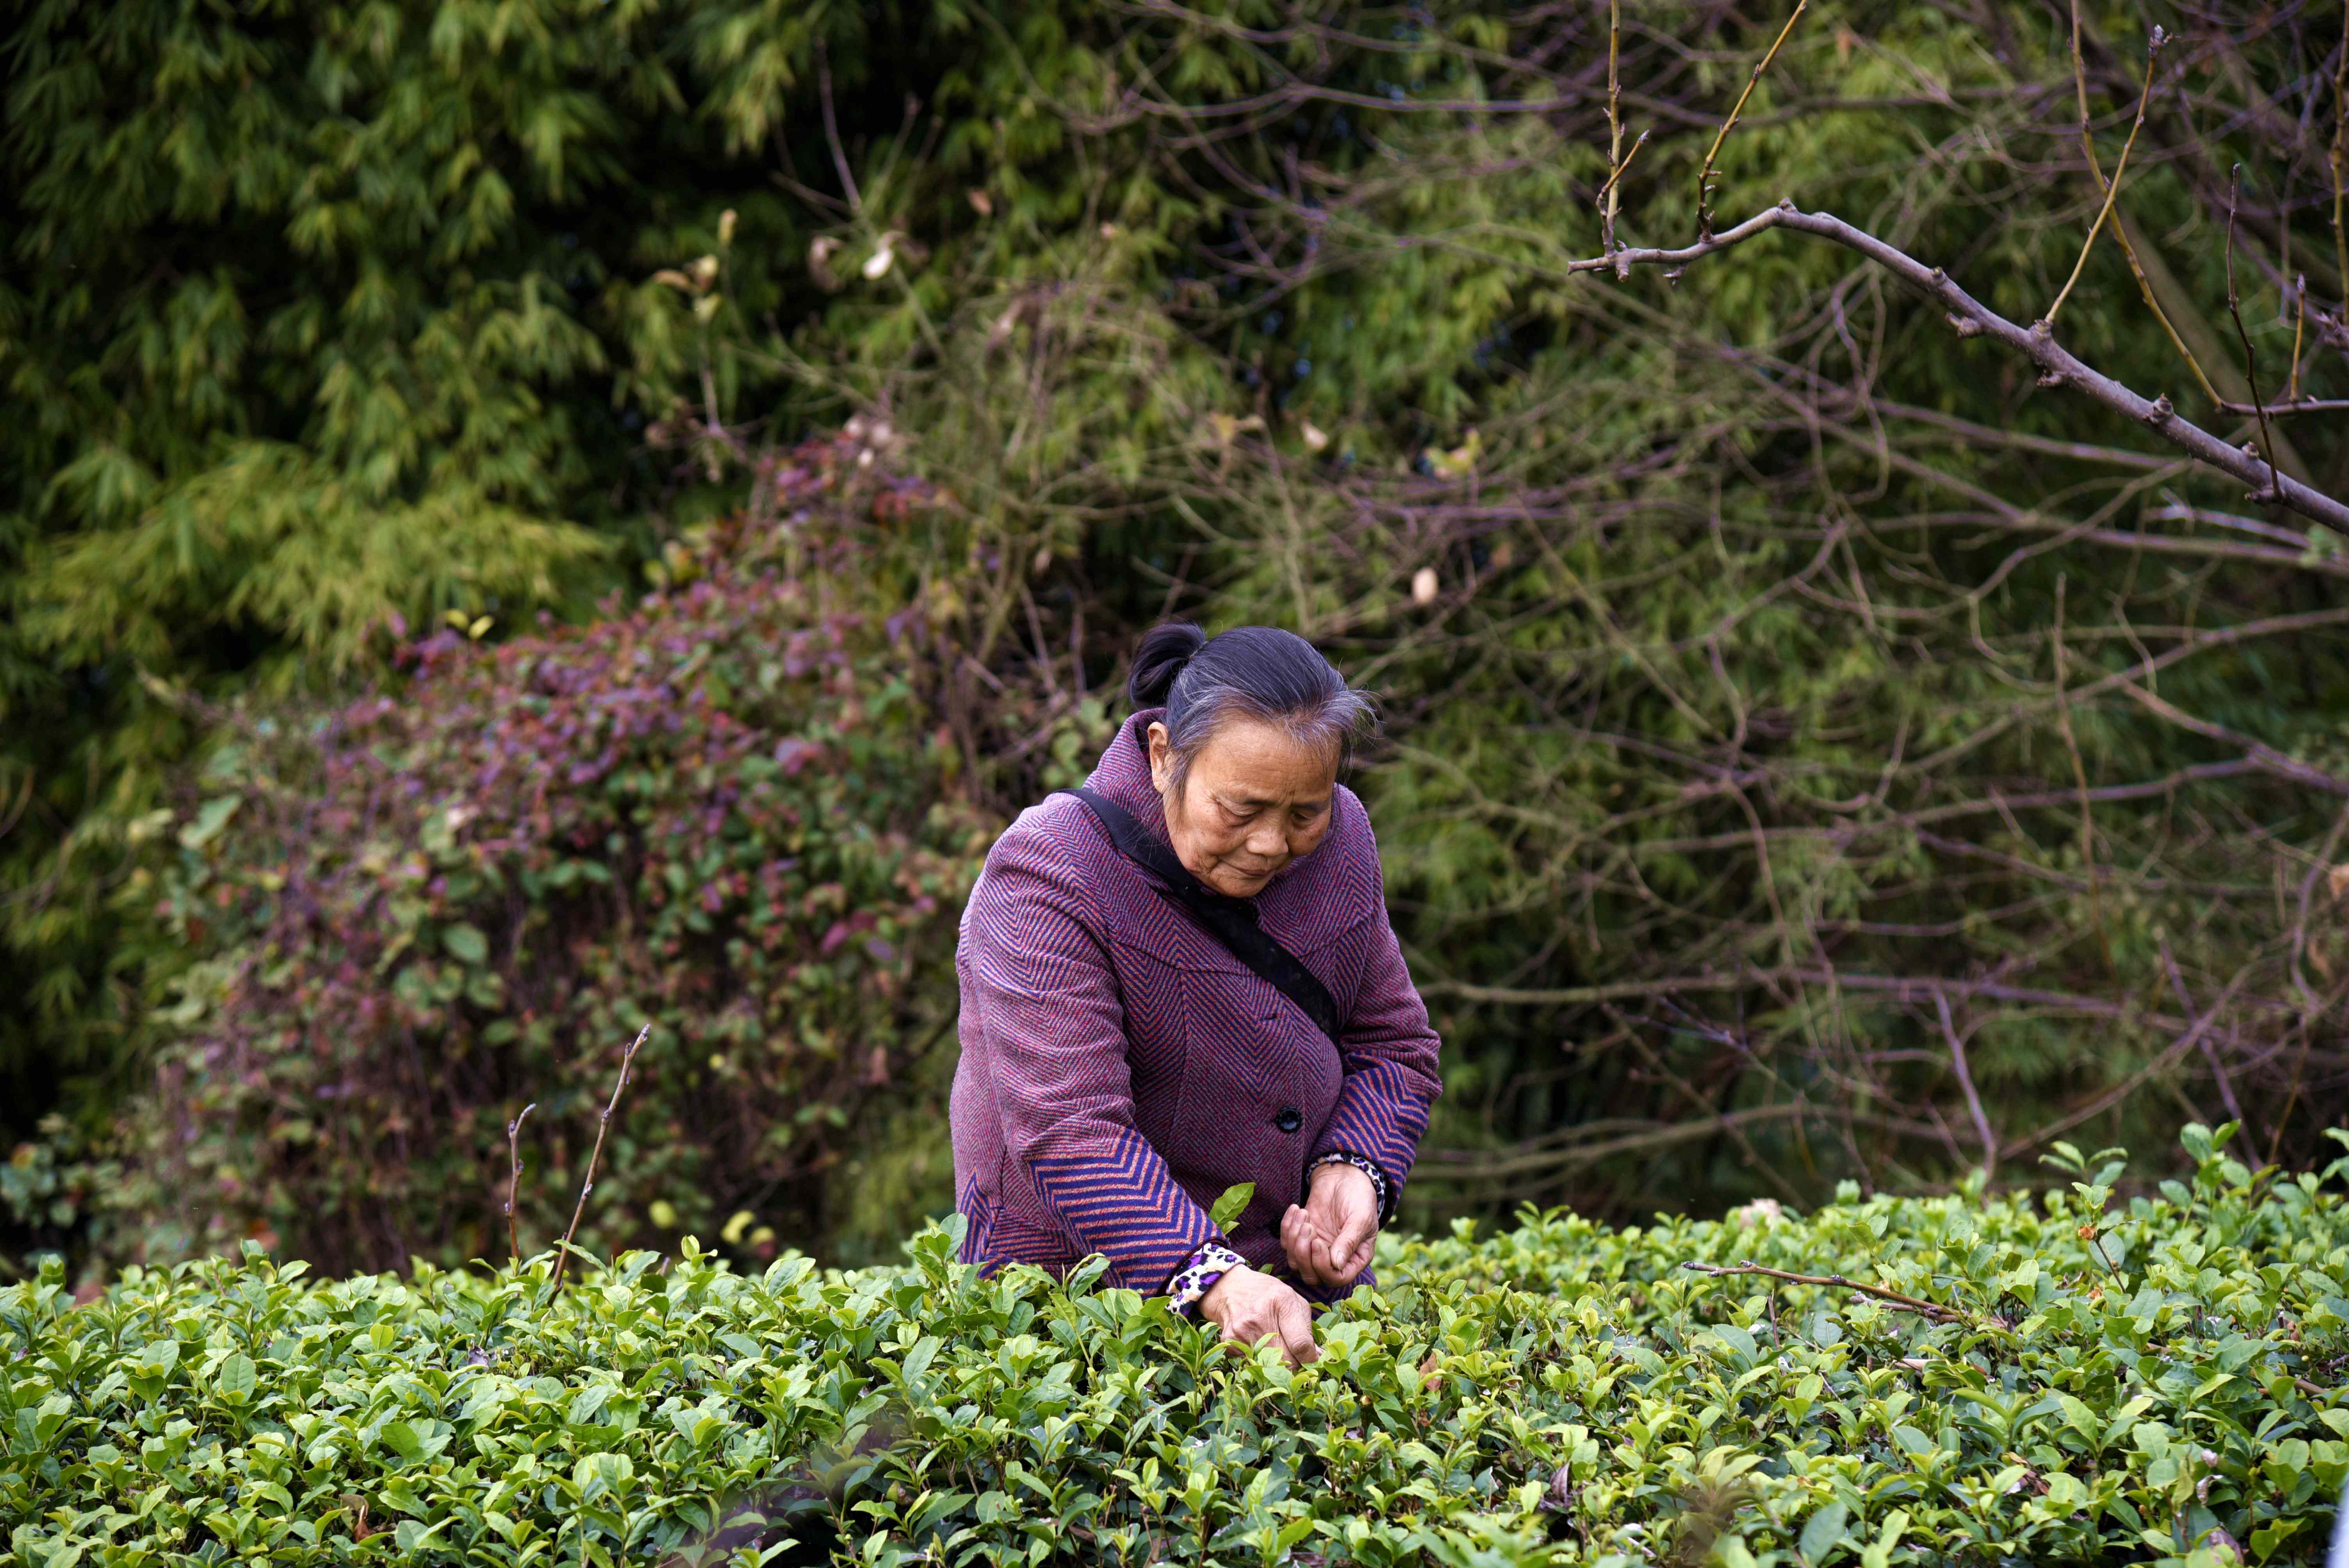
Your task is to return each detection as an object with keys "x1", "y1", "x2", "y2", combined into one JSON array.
[
  {"x1": 2118, "y1": 682, "x2": 2349, "y2": 796},
  {"x1": 2218, "y1": 397, "x2": 2349, "y2": 416},
  {"x1": 1933, "y1": 992, "x2": 2000, "y2": 1183},
  {"x1": 1571, "y1": 202, "x2": 2349, "y2": 531}
]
